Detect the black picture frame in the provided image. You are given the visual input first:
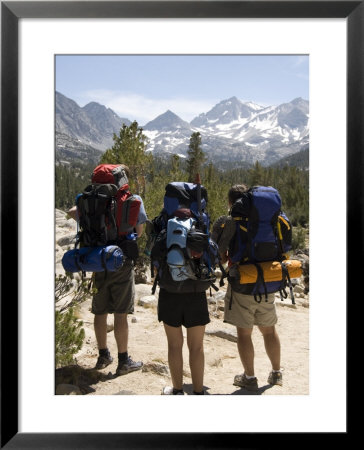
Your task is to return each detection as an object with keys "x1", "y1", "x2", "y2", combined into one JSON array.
[{"x1": 1, "y1": 1, "x2": 357, "y2": 448}]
